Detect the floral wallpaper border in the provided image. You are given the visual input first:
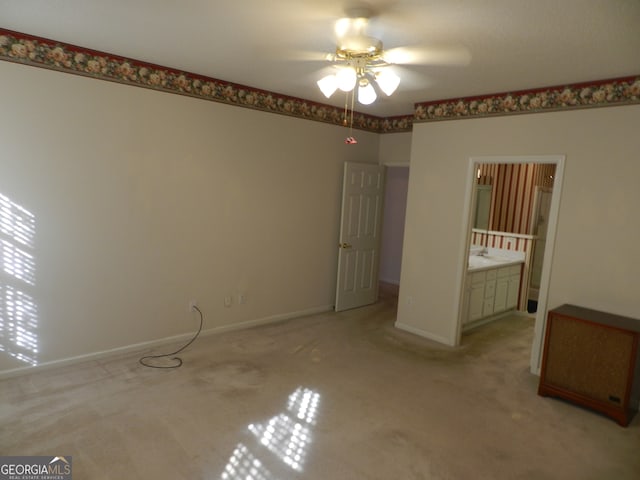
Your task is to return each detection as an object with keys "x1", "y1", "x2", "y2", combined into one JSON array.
[
  {"x1": 0, "y1": 29, "x2": 413, "y2": 134},
  {"x1": 414, "y1": 76, "x2": 640, "y2": 122},
  {"x1": 1, "y1": 29, "x2": 638, "y2": 132}
]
